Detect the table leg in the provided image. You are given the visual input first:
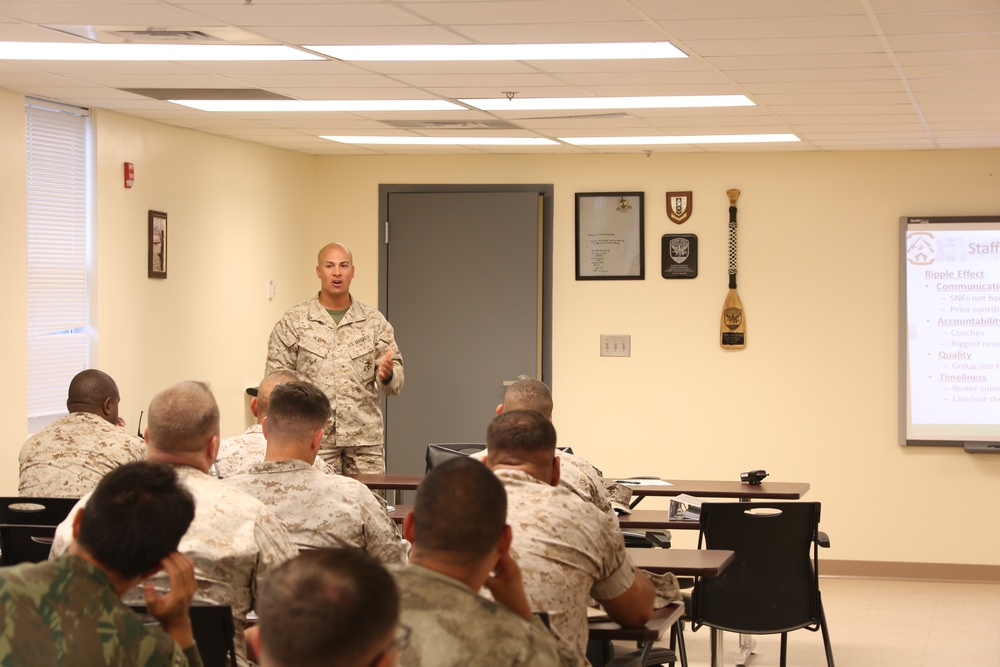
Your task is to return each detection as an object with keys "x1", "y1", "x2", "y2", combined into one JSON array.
[
  {"x1": 735, "y1": 634, "x2": 756, "y2": 666},
  {"x1": 710, "y1": 628, "x2": 725, "y2": 667}
]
